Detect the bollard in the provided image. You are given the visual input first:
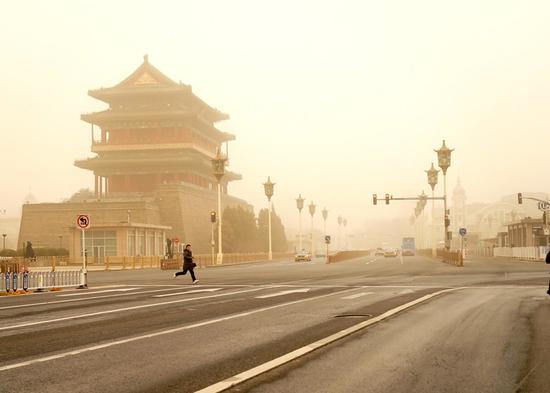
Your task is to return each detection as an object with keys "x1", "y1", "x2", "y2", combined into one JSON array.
[
  {"x1": 5, "y1": 271, "x2": 11, "y2": 293},
  {"x1": 35, "y1": 273, "x2": 45, "y2": 292},
  {"x1": 12, "y1": 272, "x2": 18, "y2": 292},
  {"x1": 23, "y1": 272, "x2": 29, "y2": 291},
  {"x1": 105, "y1": 256, "x2": 110, "y2": 271}
]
